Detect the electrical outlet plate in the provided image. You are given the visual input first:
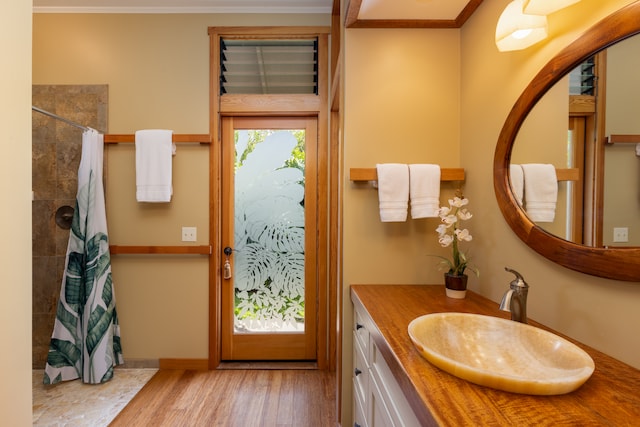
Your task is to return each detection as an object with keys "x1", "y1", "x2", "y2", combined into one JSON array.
[
  {"x1": 182, "y1": 226, "x2": 197, "y2": 242},
  {"x1": 613, "y1": 227, "x2": 628, "y2": 243}
]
